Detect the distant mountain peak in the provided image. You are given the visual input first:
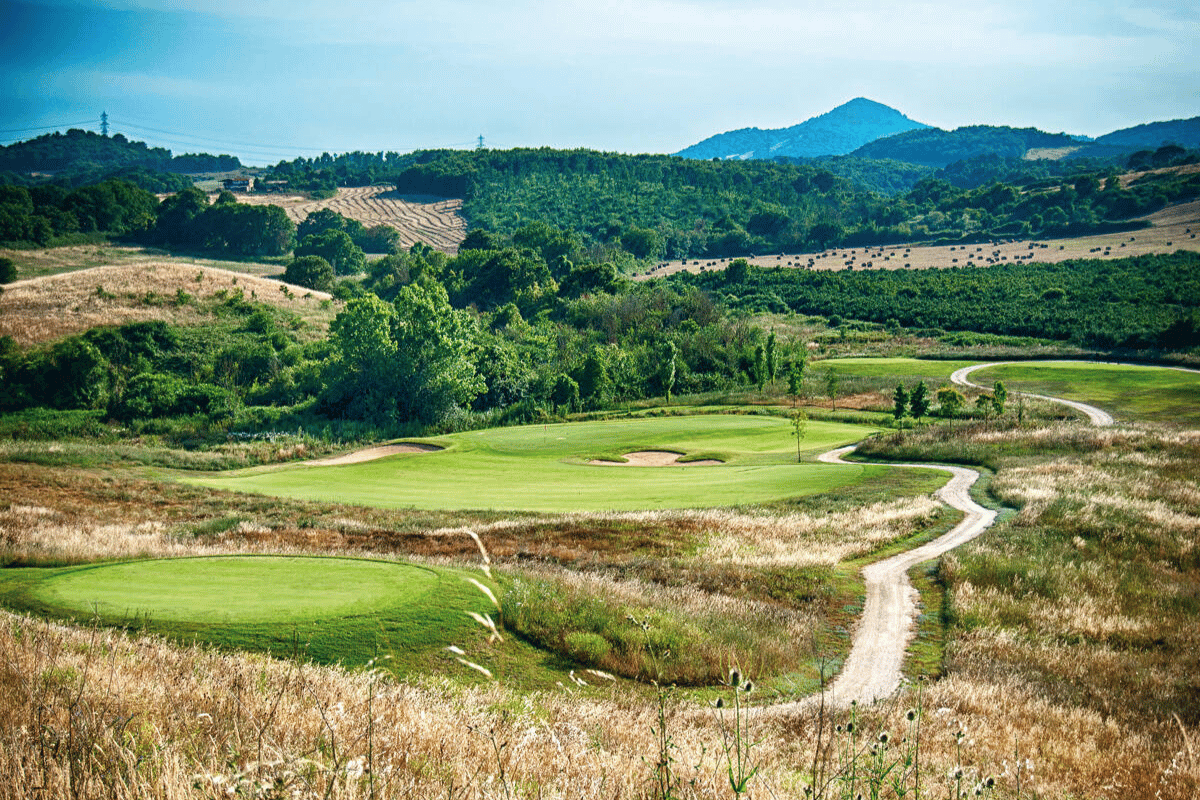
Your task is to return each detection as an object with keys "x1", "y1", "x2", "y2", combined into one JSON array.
[{"x1": 675, "y1": 99, "x2": 929, "y2": 161}]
